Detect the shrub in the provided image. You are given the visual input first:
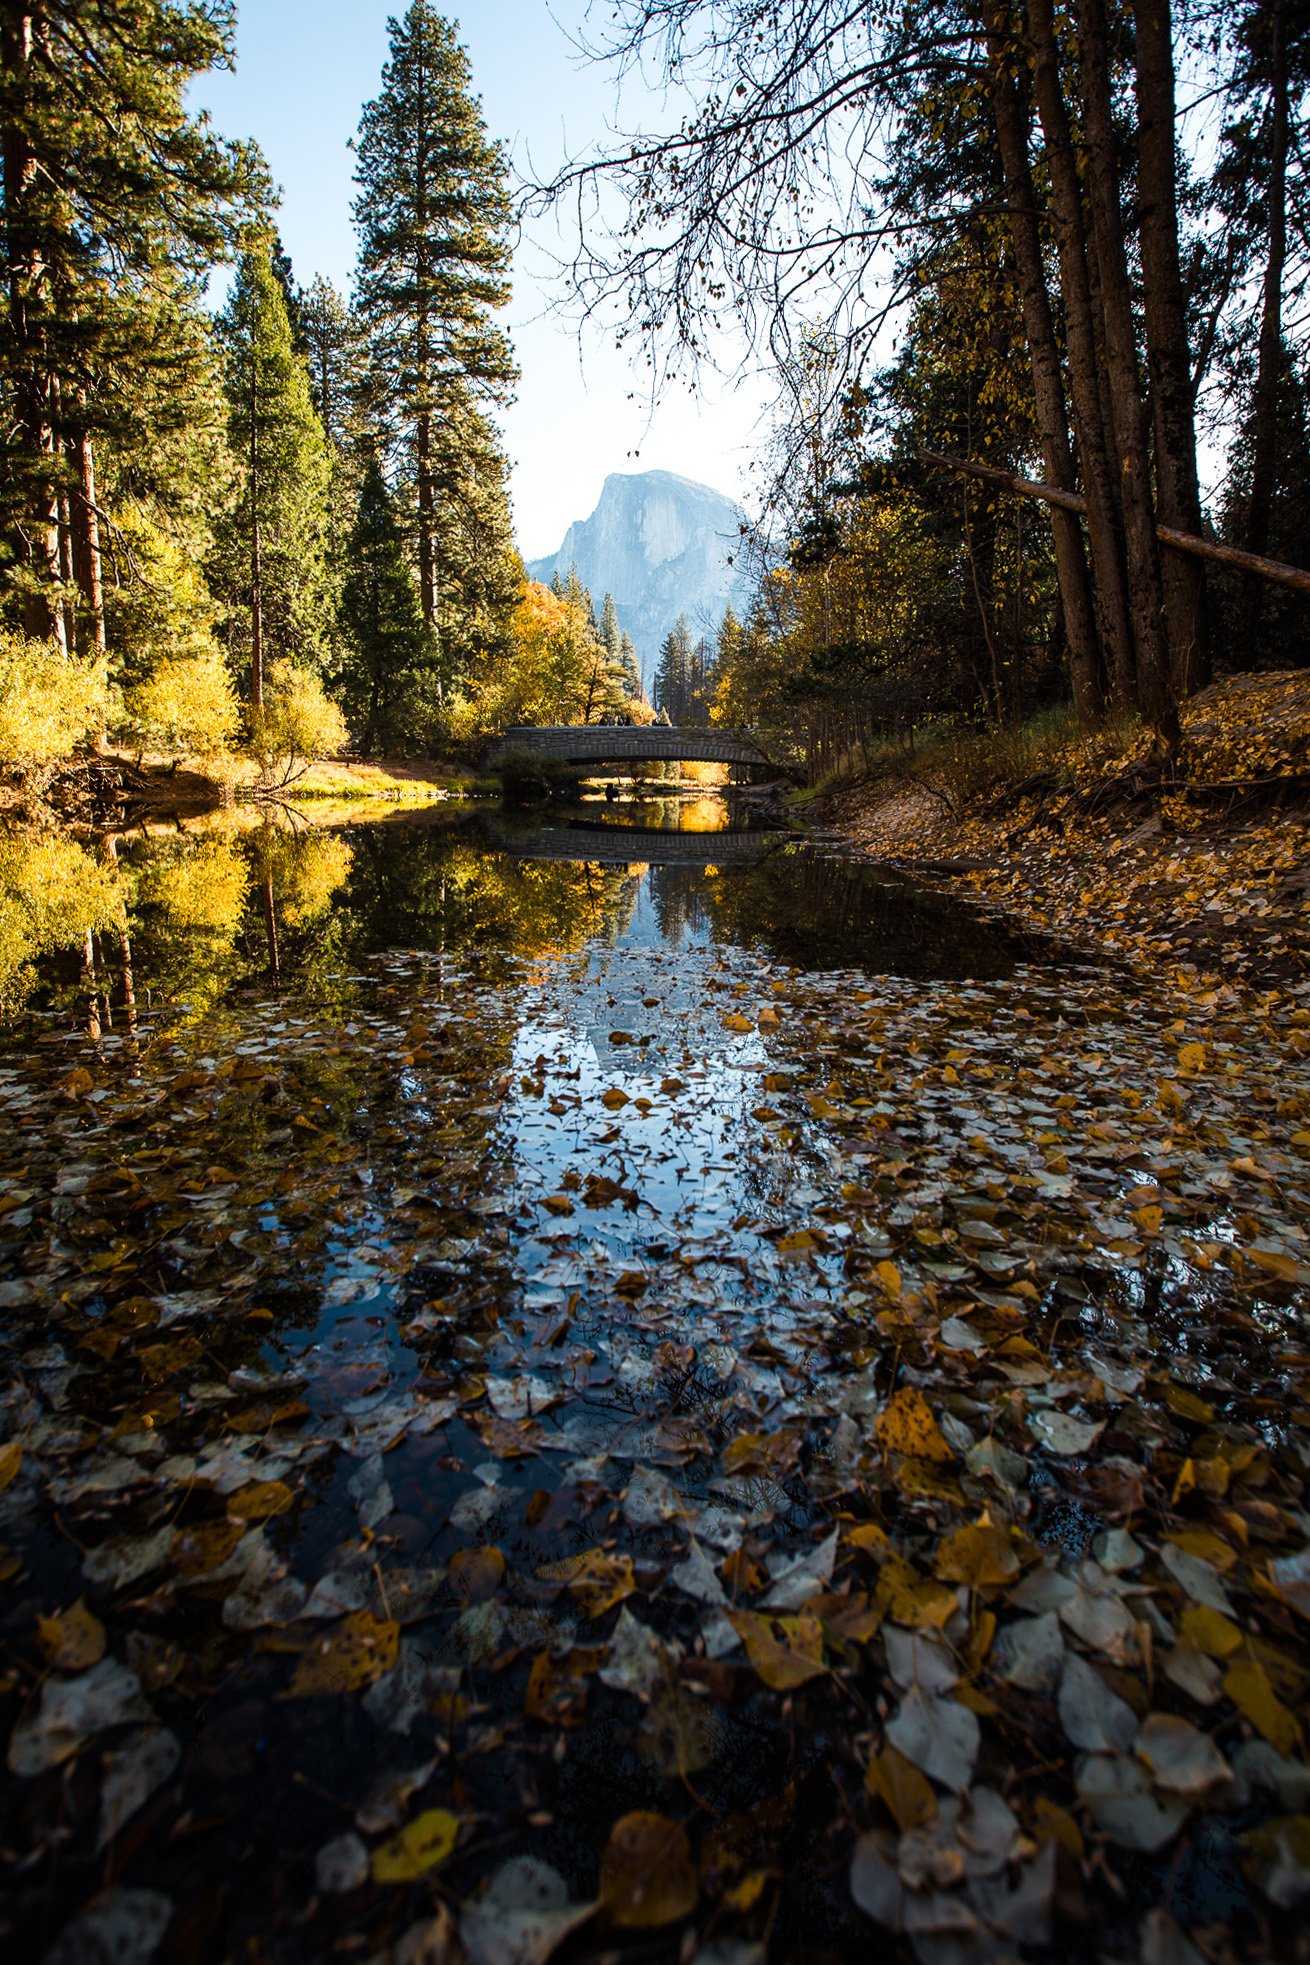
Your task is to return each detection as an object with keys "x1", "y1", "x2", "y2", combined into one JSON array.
[
  {"x1": 247, "y1": 661, "x2": 348, "y2": 789},
  {"x1": 0, "y1": 633, "x2": 109, "y2": 781},
  {"x1": 126, "y1": 649, "x2": 241, "y2": 762}
]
